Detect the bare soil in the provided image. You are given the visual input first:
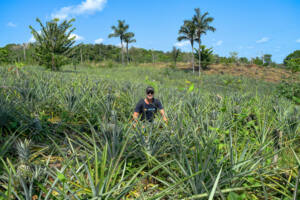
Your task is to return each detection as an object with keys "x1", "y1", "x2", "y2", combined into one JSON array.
[{"x1": 141, "y1": 62, "x2": 300, "y2": 83}]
